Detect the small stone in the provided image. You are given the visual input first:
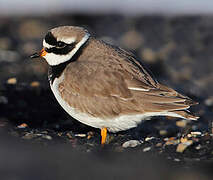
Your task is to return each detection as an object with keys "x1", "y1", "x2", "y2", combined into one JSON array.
[
  {"x1": 0, "y1": 96, "x2": 8, "y2": 104},
  {"x1": 122, "y1": 140, "x2": 142, "y2": 148},
  {"x1": 195, "y1": 144, "x2": 202, "y2": 150},
  {"x1": 87, "y1": 131, "x2": 94, "y2": 140},
  {"x1": 17, "y1": 123, "x2": 28, "y2": 129},
  {"x1": 174, "y1": 158, "x2": 181, "y2": 162},
  {"x1": 143, "y1": 147, "x2": 151, "y2": 152},
  {"x1": 145, "y1": 137, "x2": 155, "y2": 141},
  {"x1": 75, "y1": 134, "x2": 86, "y2": 138},
  {"x1": 176, "y1": 140, "x2": 193, "y2": 153},
  {"x1": 7, "y1": 78, "x2": 17, "y2": 84},
  {"x1": 156, "y1": 143, "x2": 162, "y2": 147},
  {"x1": 191, "y1": 131, "x2": 202, "y2": 136},
  {"x1": 86, "y1": 149, "x2": 91, "y2": 153},
  {"x1": 40, "y1": 131, "x2": 48, "y2": 134},
  {"x1": 176, "y1": 120, "x2": 187, "y2": 127},
  {"x1": 66, "y1": 132, "x2": 73, "y2": 139},
  {"x1": 30, "y1": 81, "x2": 40, "y2": 87},
  {"x1": 176, "y1": 144, "x2": 187, "y2": 153},
  {"x1": 187, "y1": 134, "x2": 192, "y2": 138},
  {"x1": 165, "y1": 139, "x2": 179, "y2": 145},
  {"x1": 203, "y1": 132, "x2": 209, "y2": 137},
  {"x1": 180, "y1": 137, "x2": 188, "y2": 143},
  {"x1": 42, "y1": 135, "x2": 52, "y2": 140},
  {"x1": 159, "y1": 130, "x2": 167, "y2": 136},
  {"x1": 22, "y1": 133, "x2": 36, "y2": 140},
  {"x1": 205, "y1": 96, "x2": 213, "y2": 106},
  {"x1": 168, "y1": 137, "x2": 175, "y2": 140},
  {"x1": 177, "y1": 132, "x2": 182, "y2": 138},
  {"x1": 165, "y1": 137, "x2": 179, "y2": 145},
  {"x1": 58, "y1": 132, "x2": 63, "y2": 136}
]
